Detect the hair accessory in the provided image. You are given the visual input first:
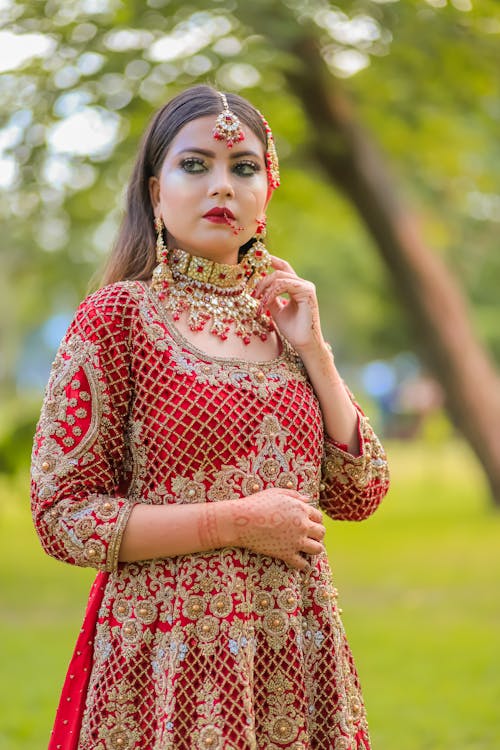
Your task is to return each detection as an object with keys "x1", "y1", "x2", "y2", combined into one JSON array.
[
  {"x1": 257, "y1": 110, "x2": 280, "y2": 191},
  {"x1": 213, "y1": 92, "x2": 245, "y2": 149},
  {"x1": 151, "y1": 216, "x2": 173, "y2": 295}
]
